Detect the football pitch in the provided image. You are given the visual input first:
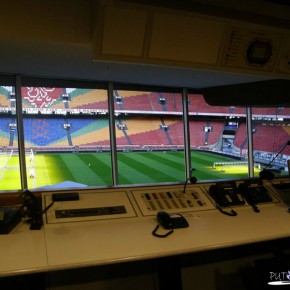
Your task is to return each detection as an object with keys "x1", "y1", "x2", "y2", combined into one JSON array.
[{"x1": 0, "y1": 151, "x2": 260, "y2": 190}]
